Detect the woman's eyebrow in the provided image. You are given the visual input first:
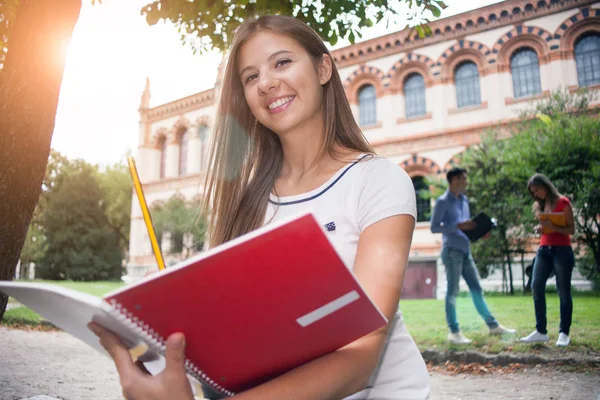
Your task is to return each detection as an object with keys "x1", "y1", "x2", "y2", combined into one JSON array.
[{"x1": 239, "y1": 50, "x2": 293, "y2": 76}]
